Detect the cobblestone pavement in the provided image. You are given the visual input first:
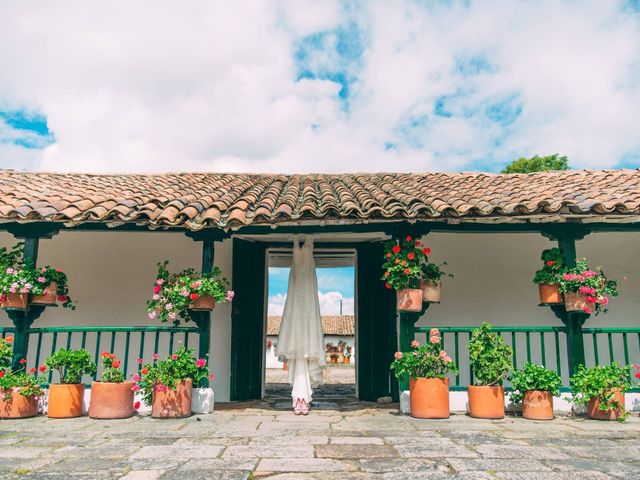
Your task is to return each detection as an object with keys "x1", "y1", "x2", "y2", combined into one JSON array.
[{"x1": 0, "y1": 401, "x2": 639, "y2": 480}]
